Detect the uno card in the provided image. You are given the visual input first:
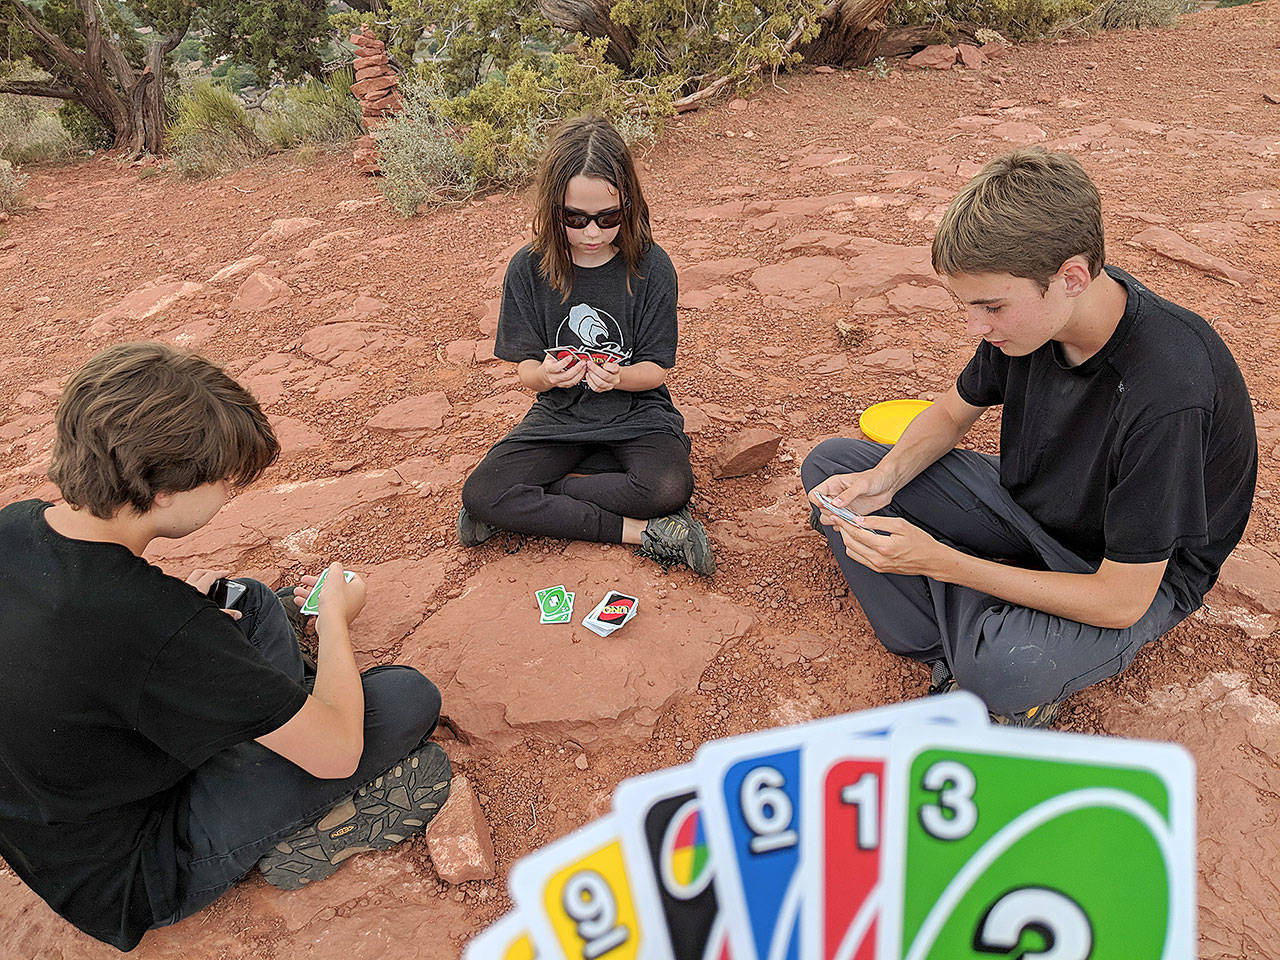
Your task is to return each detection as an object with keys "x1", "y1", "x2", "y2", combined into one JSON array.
[
  {"x1": 799, "y1": 737, "x2": 891, "y2": 960},
  {"x1": 464, "y1": 911, "x2": 539, "y2": 960},
  {"x1": 583, "y1": 592, "x2": 638, "y2": 637},
  {"x1": 613, "y1": 764, "x2": 733, "y2": 960},
  {"x1": 877, "y1": 724, "x2": 1196, "y2": 960},
  {"x1": 695, "y1": 693, "x2": 989, "y2": 960},
  {"x1": 813, "y1": 492, "x2": 876, "y2": 532},
  {"x1": 538, "y1": 586, "x2": 575, "y2": 624},
  {"x1": 508, "y1": 814, "x2": 645, "y2": 960},
  {"x1": 298, "y1": 568, "x2": 357, "y2": 616}
]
